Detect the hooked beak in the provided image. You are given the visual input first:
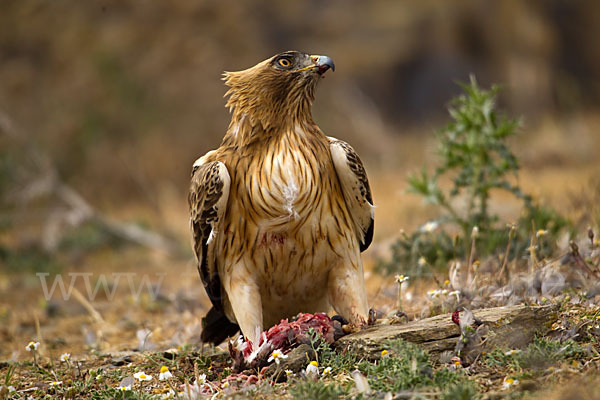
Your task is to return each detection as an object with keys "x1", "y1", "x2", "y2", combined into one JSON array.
[{"x1": 310, "y1": 55, "x2": 335, "y2": 74}]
